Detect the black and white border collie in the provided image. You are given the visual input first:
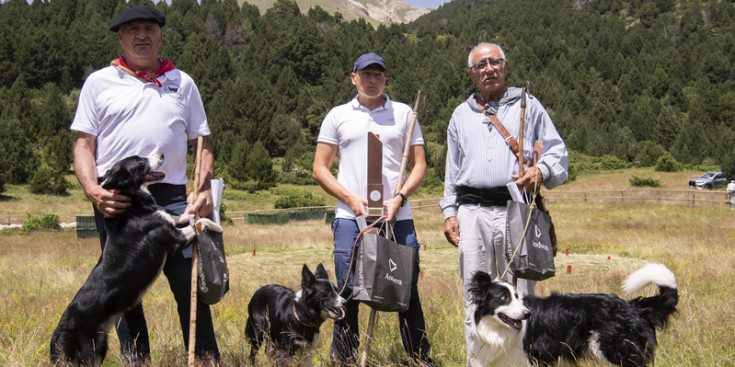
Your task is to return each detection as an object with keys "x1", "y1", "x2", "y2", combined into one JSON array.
[
  {"x1": 50, "y1": 154, "x2": 219, "y2": 366},
  {"x1": 468, "y1": 263, "x2": 678, "y2": 367},
  {"x1": 245, "y1": 263, "x2": 346, "y2": 366}
]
